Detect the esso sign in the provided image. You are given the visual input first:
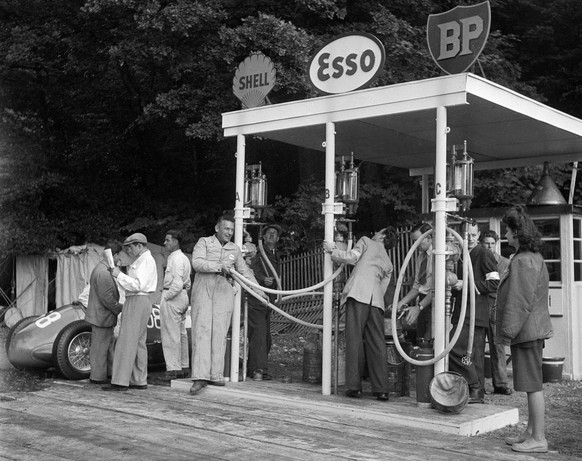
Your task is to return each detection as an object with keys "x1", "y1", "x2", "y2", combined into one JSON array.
[{"x1": 308, "y1": 33, "x2": 385, "y2": 95}]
